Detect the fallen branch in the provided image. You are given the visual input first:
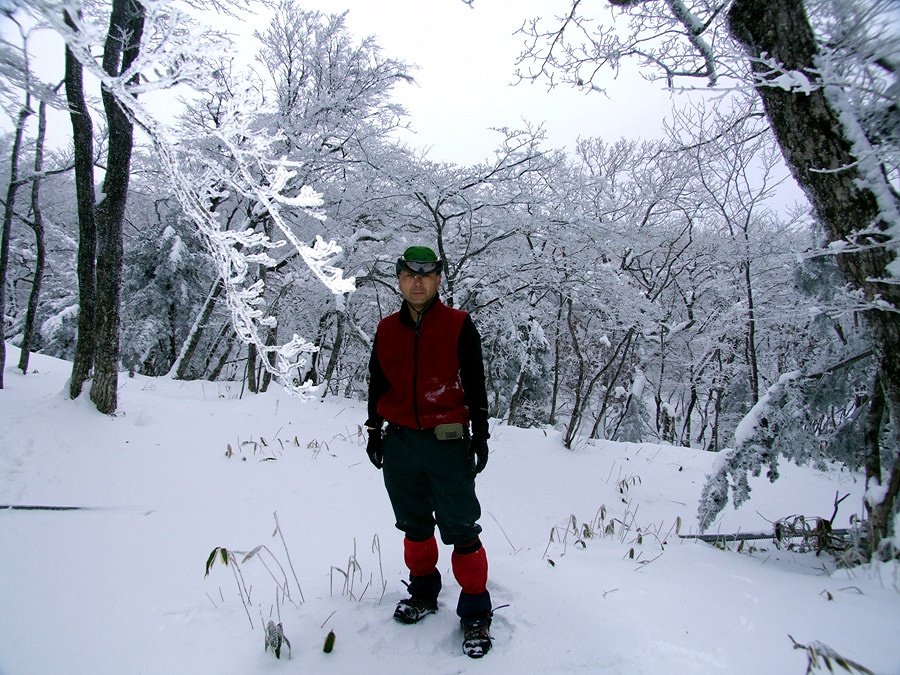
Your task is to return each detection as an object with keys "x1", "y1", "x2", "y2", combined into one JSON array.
[
  {"x1": 680, "y1": 527, "x2": 854, "y2": 547},
  {"x1": 680, "y1": 531, "x2": 787, "y2": 543}
]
